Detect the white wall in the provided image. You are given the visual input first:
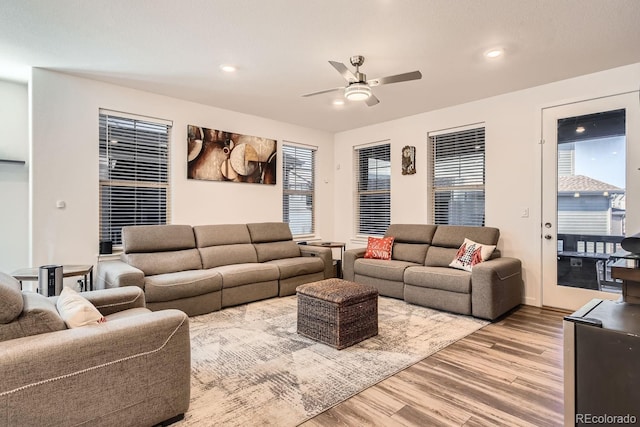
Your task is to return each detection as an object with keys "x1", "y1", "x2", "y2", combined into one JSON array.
[
  {"x1": 27, "y1": 63, "x2": 640, "y2": 305},
  {"x1": 30, "y1": 69, "x2": 334, "y2": 268},
  {"x1": 334, "y1": 62, "x2": 640, "y2": 307},
  {"x1": 0, "y1": 79, "x2": 29, "y2": 272}
]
